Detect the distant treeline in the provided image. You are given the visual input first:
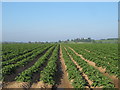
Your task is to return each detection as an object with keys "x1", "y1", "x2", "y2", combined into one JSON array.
[
  {"x1": 59, "y1": 38, "x2": 118, "y2": 43},
  {"x1": 2, "y1": 38, "x2": 118, "y2": 44},
  {"x1": 59, "y1": 38, "x2": 94, "y2": 43},
  {"x1": 101, "y1": 38, "x2": 118, "y2": 40}
]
